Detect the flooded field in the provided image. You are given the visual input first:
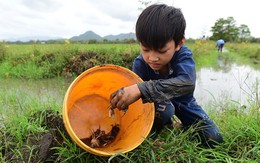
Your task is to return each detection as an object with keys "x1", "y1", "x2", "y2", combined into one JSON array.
[
  {"x1": 195, "y1": 64, "x2": 260, "y2": 106},
  {"x1": 0, "y1": 64, "x2": 259, "y2": 110},
  {"x1": 0, "y1": 78, "x2": 71, "y2": 110}
]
